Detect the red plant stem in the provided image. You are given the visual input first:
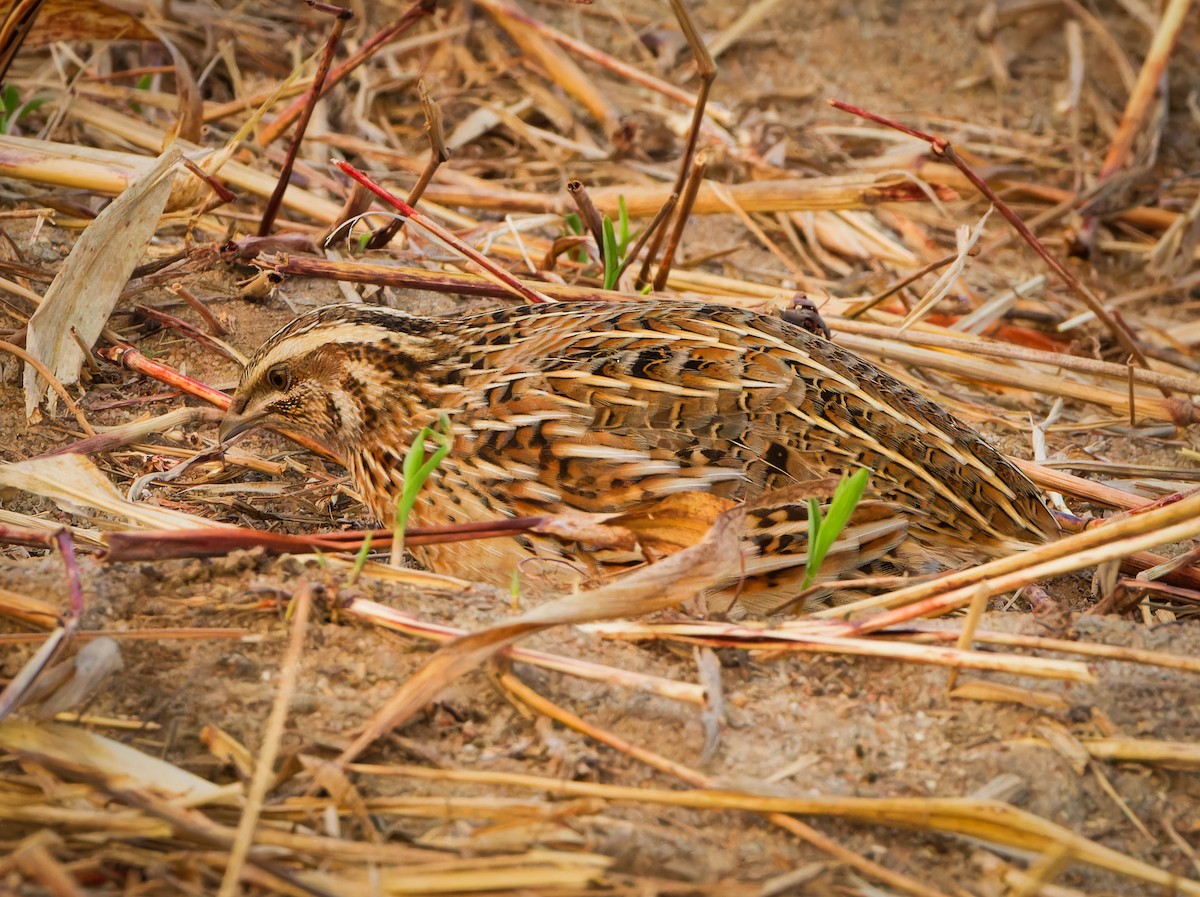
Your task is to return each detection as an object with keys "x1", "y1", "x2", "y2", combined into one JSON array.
[
  {"x1": 635, "y1": 0, "x2": 715, "y2": 289},
  {"x1": 622, "y1": 191, "x2": 677, "y2": 287},
  {"x1": 653, "y1": 154, "x2": 708, "y2": 292},
  {"x1": 334, "y1": 160, "x2": 552, "y2": 304},
  {"x1": 367, "y1": 81, "x2": 449, "y2": 250},
  {"x1": 132, "y1": 305, "x2": 239, "y2": 362},
  {"x1": 828, "y1": 98, "x2": 1155, "y2": 380},
  {"x1": 566, "y1": 179, "x2": 606, "y2": 267},
  {"x1": 0, "y1": 523, "x2": 55, "y2": 550},
  {"x1": 258, "y1": 0, "x2": 438, "y2": 146},
  {"x1": 259, "y1": 3, "x2": 351, "y2": 235},
  {"x1": 665, "y1": 0, "x2": 715, "y2": 200},
  {"x1": 100, "y1": 344, "x2": 232, "y2": 409},
  {"x1": 166, "y1": 283, "x2": 227, "y2": 335},
  {"x1": 182, "y1": 157, "x2": 235, "y2": 205},
  {"x1": 103, "y1": 516, "x2": 550, "y2": 562},
  {"x1": 219, "y1": 233, "x2": 319, "y2": 261},
  {"x1": 53, "y1": 529, "x2": 83, "y2": 623}
]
